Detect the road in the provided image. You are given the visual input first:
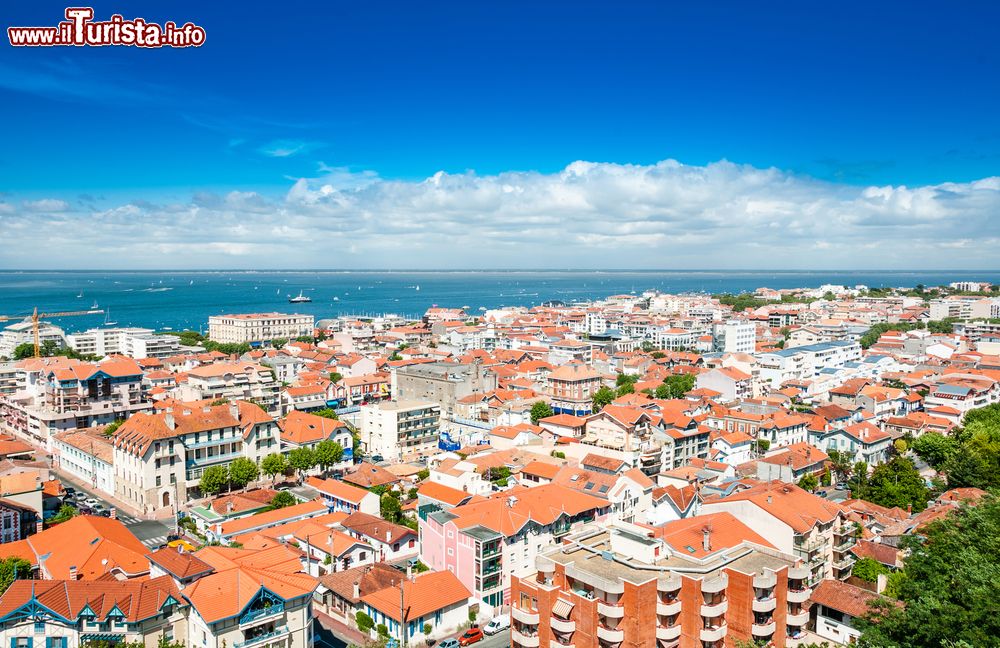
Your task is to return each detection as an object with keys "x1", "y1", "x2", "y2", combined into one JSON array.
[{"x1": 60, "y1": 476, "x2": 174, "y2": 548}]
